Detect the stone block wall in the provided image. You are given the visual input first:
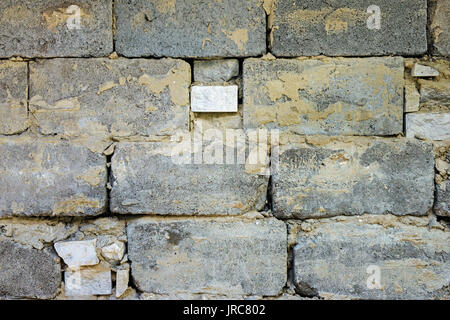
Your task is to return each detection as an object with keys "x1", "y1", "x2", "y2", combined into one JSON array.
[{"x1": 0, "y1": 0, "x2": 448, "y2": 300}]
